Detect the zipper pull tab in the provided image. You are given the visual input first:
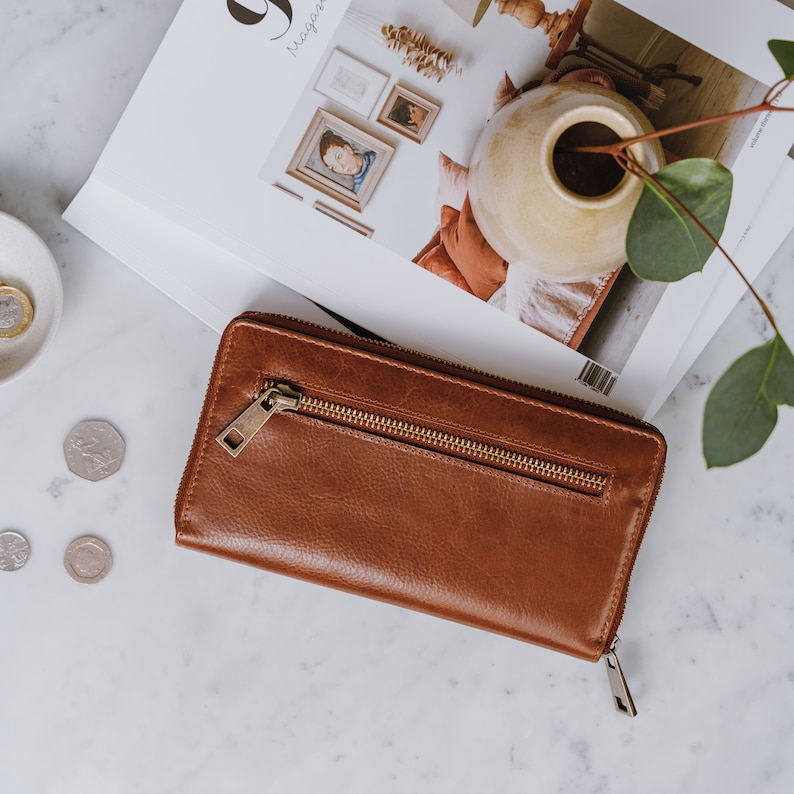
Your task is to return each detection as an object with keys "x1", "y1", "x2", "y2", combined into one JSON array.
[
  {"x1": 216, "y1": 383, "x2": 301, "y2": 457},
  {"x1": 603, "y1": 637, "x2": 637, "y2": 717}
]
